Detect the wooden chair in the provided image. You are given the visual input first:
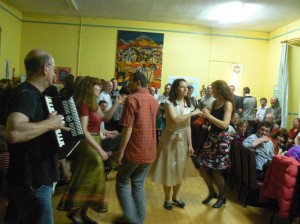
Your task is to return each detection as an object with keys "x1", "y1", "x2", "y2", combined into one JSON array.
[
  {"x1": 239, "y1": 146, "x2": 249, "y2": 206},
  {"x1": 244, "y1": 149, "x2": 263, "y2": 205},
  {"x1": 230, "y1": 143, "x2": 243, "y2": 195}
]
